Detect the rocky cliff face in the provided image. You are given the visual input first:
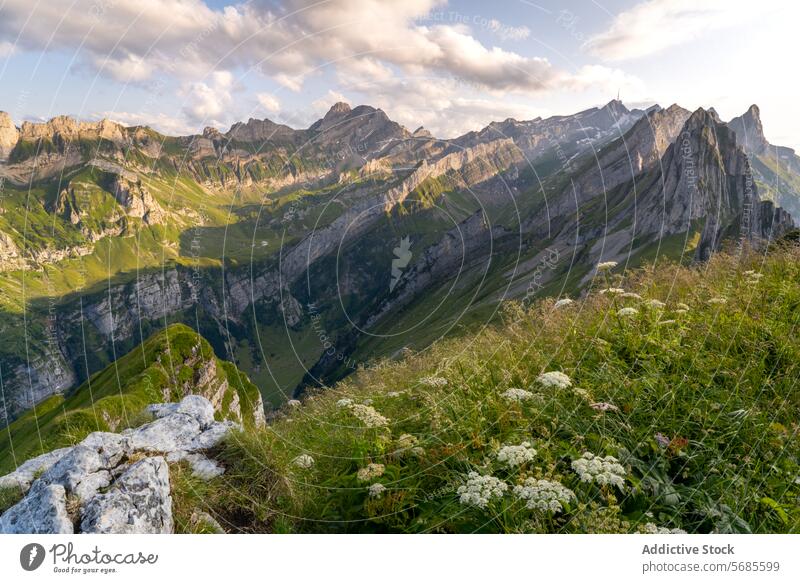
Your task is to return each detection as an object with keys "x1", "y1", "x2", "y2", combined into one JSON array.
[
  {"x1": 637, "y1": 108, "x2": 791, "y2": 259},
  {"x1": 0, "y1": 395, "x2": 232, "y2": 534},
  {"x1": 565, "y1": 103, "x2": 692, "y2": 205},
  {"x1": 0, "y1": 112, "x2": 18, "y2": 160},
  {"x1": 728, "y1": 104, "x2": 770, "y2": 155}
]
